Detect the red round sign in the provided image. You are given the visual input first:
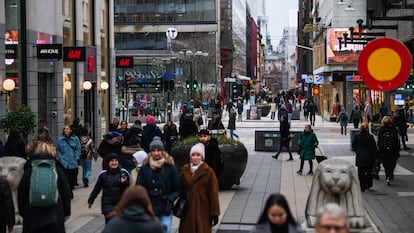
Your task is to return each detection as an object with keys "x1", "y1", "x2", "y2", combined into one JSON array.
[{"x1": 358, "y1": 38, "x2": 412, "y2": 91}]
